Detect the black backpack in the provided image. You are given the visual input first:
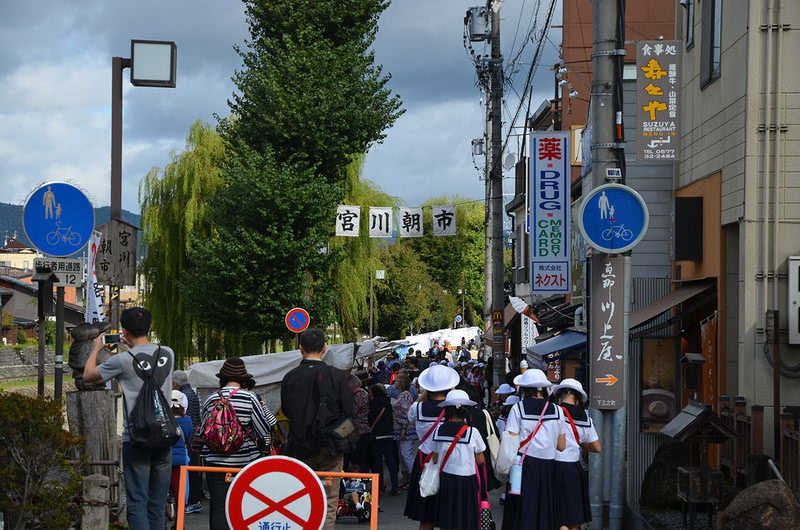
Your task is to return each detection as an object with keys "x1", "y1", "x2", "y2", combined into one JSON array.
[
  {"x1": 125, "y1": 348, "x2": 181, "y2": 449},
  {"x1": 313, "y1": 366, "x2": 360, "y2": 455}
]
